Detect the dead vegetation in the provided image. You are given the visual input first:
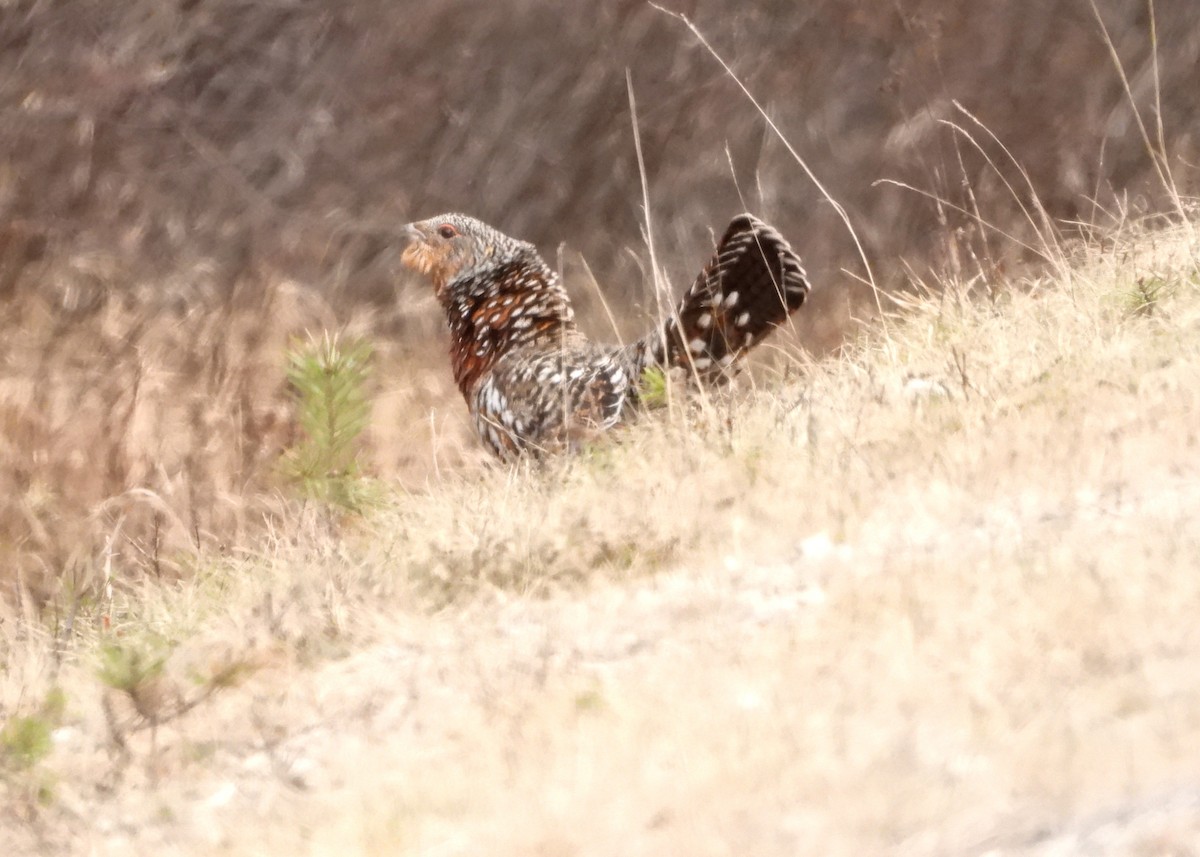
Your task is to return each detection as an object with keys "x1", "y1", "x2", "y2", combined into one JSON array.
[
  {"x1": 2, "y1": 0, "x2": 1198, "y2": 604},
  {"x1": 2, "y1": 209, "x2": 1198, "y2": 855},
  {"x1": 0, "y1": 275, "x2": 296, "y2": 601},
  {"x1": 2, "y1": 1, "x2": 1200, "y2": 853},
  {"x1": 2, "y1": 1, "x2": 1198, "y2": 321}
]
